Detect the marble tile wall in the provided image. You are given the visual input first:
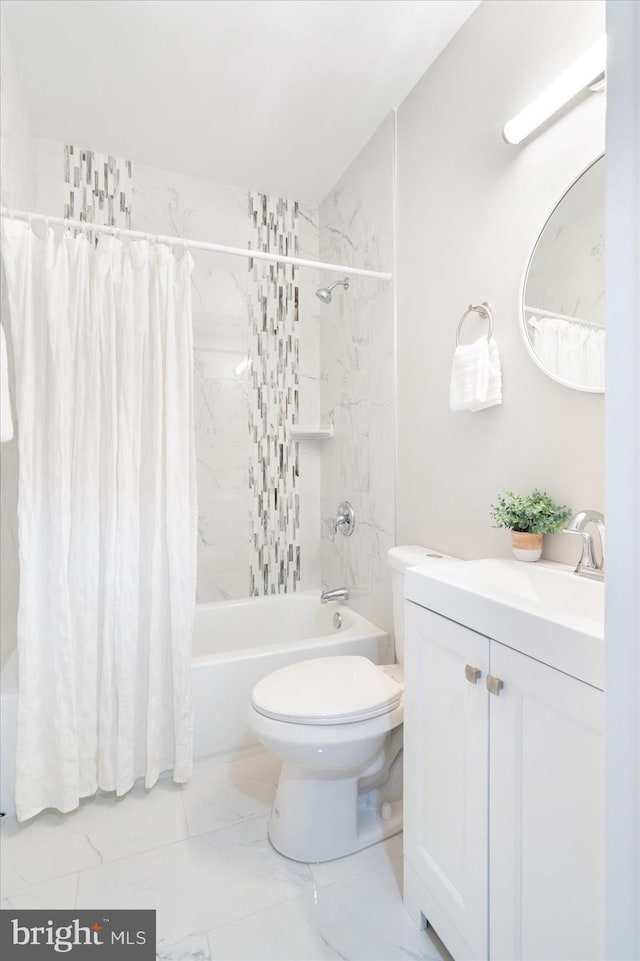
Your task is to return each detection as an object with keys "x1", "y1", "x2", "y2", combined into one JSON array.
[
  {"x1": 294, "y1": 210, "x2": 322, "y2": 595},
  {"x1": 318, "y1": 114, "x2": 396, "y2": 634},
  {"x1": 23, "y1": 140, "x2": 322, "y2": 607},
  {"x1": 248, "y1": 193, "x2": 301, "y2": 595},
  {"x1": 63, "y1": 144, "x2": 132, "y2": 229},
  {"x1": 128, "y1": 160, "x2": 254, "y2": 603},
  {"x1": 244, "y1": 196, "x2": 321, "y2": 596}
]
